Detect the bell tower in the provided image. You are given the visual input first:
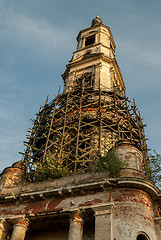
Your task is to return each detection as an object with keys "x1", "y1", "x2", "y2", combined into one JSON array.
[
  {"x1": 1, "y1": 17, "x2": 160, "y2": 240},
  {"x1": 20, "y1": 17, "x2": 150, "y2": 178},
  {"x1": 63, "y1": 16, "x2": 125, "y2": 93}
]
